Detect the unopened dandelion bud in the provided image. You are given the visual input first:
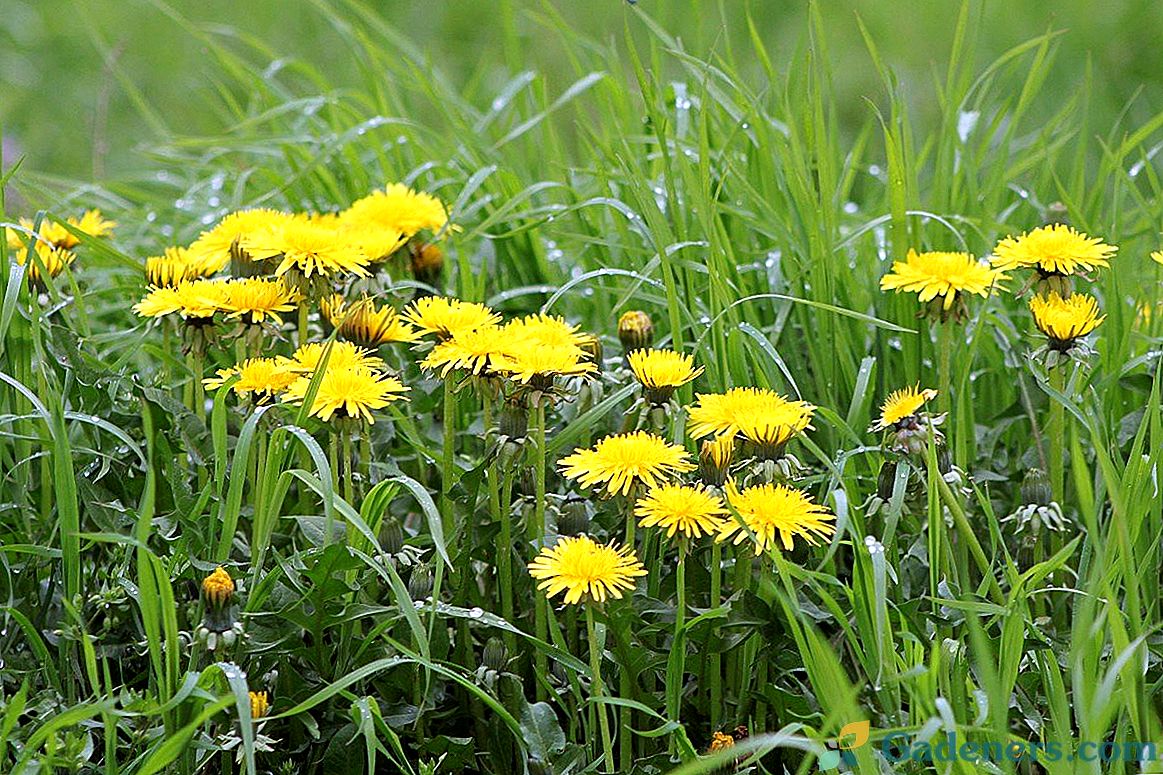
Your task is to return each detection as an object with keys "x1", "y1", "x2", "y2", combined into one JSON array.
[
  {"x1": 202, "y1": 567, "x2": 235, "y2": 608},
  {"x1": 876, "y1": 460, "x2": 899, "y2": 501},
  {"x1": 699, "y1": 437, "x2": 733, "y2": 487},
  {"x1": 1020, "y1": 468, "x2": 1053, "y2": 506},
  {"x1": 408, "y1": 565, "x2": 434, "y2": 602},
  {"x1": 379, "y1": 518, "x2": 405, "y2": 556},
  {"x1": 499, "y1": 397, "x2": 528, "y2": 440},
  {"x1": 249, "y1": 690, "x2": 270, "y2": 720},
  {"x1": 558, "y1": 497, "x2": 590, "y2": 536},
  {"x1": 617, "y1": 310, "x2": 653, "y2": 352},
  {"x1": 482, "y1": 637, "x2": 508, "y2": 673},
  {"x1": 409, "y1": 242, "x2": 444, "y2": 287}
]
